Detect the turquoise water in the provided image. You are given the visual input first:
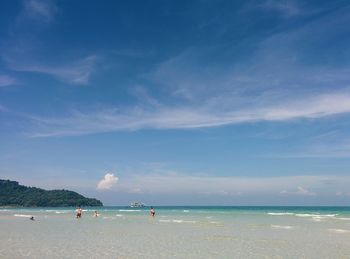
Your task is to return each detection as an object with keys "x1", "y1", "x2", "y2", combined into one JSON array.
[{"x1": 1, "y1": 206, "x2": 350, "y2": 258}]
